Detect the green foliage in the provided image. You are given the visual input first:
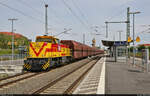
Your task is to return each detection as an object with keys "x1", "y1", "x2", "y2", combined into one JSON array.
[
  {"x1": 0, "y1": 49, "x2": 19, "y2": 55},
  {"x1": 148, "y1": 46, "x2": 150, "y2": 52},
  {"x1": 129, "y1": 45, "x2": 150, "y2": 60},
  {"x1": 0, "y1": 34, "x2": 29, "y2": 49},
  {"x1": 138, "y1": 45, "x2": 145, "y2": 51},
  {"x1": 129, "y1": 46, "x2": 133, "y2": 52},
  {"x1": 129, "y1": 45, "x2": 146, "y2": 52}
]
